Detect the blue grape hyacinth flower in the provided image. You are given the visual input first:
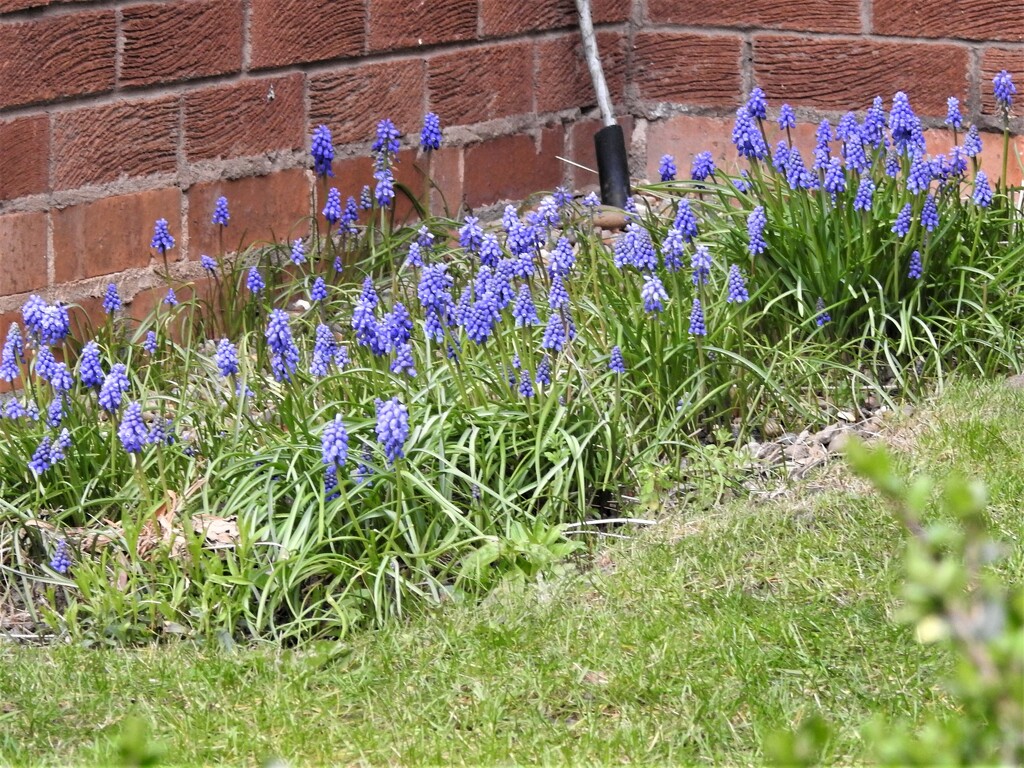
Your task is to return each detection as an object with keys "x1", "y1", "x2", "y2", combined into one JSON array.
[
  {"x1": 118, "y1": 402, "x2": 149, "y2": 454},
  {"x1": 908, "y1": 250, "x2": 923, "y2": 280},
  {"x1": 746, "y1": 87, "x2": 768, "y2": 119},
  {"x1": 98, "y1": 364, "x2": 130, "y2": 412},
  {"x1": 893, "y1": 203, "x2": 913, "y2": 237},
  {"x1": 49, "y1": 539, "x2": 71, "y2": 574},
  {"x1": 658, "y1": 154, "x2": 677, "y2": 182},
  {"x1": 375, "y1": 396, "x2": 409, "y2": 465},
  {"x1": 945, "y1": 97, "x2": 963, "y2": 130},
  {"x1": 688, "y1": 298, "x2": 707, "y2": 336},
  {"x1": 641, "y1": 274, "x2": 669, "y2": 313},
  {"x1": 247, "y1": 267, "x2": 265, "y2": 295},
  {"x1": 103, "y1": 284, "x2": 121, "y2": 314},
  {"x1": 1, "y1": 324, "x2": 24, "y2": 383},
  {"x1": 143, "y1": 331, "x2": 158, "y2": 355},
  {"x1": 993, "y1": 70, "x2": 1016, "y2": 110},
  {"x1": 201, "y1": 254, "x2": 218, "y2": 273},
  {"x1": 973, "y1": 171, "x2": 994, "y2": 207},
  {"x1": 609, "y1": 345, "x2": 625, "y2": 374},
  {"x1": 265, "y1": 309, "x2": 299, "y2": 382},
  {"x1": 778, "y1": 103, "x2": 796, "y2": 130},
  {"x1": 815, "y1": 297, "x2": 831, "y2": 327},
  {"x1": 691, "y1": 151, "x2": 715, "y2": 181},
  {"x1": 212, "y1": 196, "x2": 229, "y2": 226},
  {"x1": 78, "y1": 341, "x2": 104, "y2": 389},
  {"x1": 726, "y1": 264, "x2": 749, "y2": 303},
  {"x1": 151, "y1": 218, "x2": 175, "y2": 253},
  {"x1": 747, "y1": 206, "x2": 768, "y2": 255},
  {"x1": 321, "y1": 414, "x2": 349, "y2": 468},
  {"x1": 311, "y1": 124, "x2": 335, "y2": 177},
  {"x1": 215, "y1": 339, "x2": 239, "y2": 378},
  {"x1": 322, "y1": 187, "x2": 342, "y2": 224},
  {"x1": 420, "y1": 112, "x2": 442, "y2": 152}
]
